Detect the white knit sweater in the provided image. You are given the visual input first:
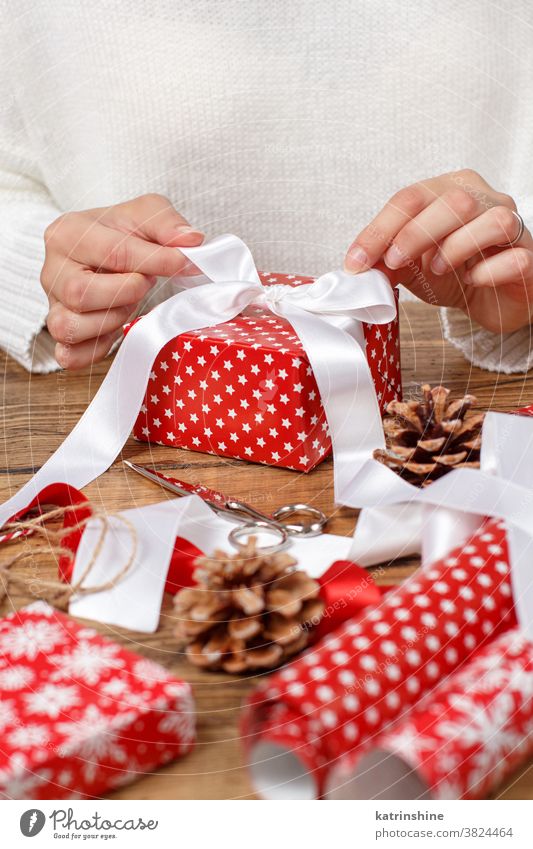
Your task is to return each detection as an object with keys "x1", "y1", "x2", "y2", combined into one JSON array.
[{"x1": 1, "y1": 0, "x2": 533, "y2": 373}]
